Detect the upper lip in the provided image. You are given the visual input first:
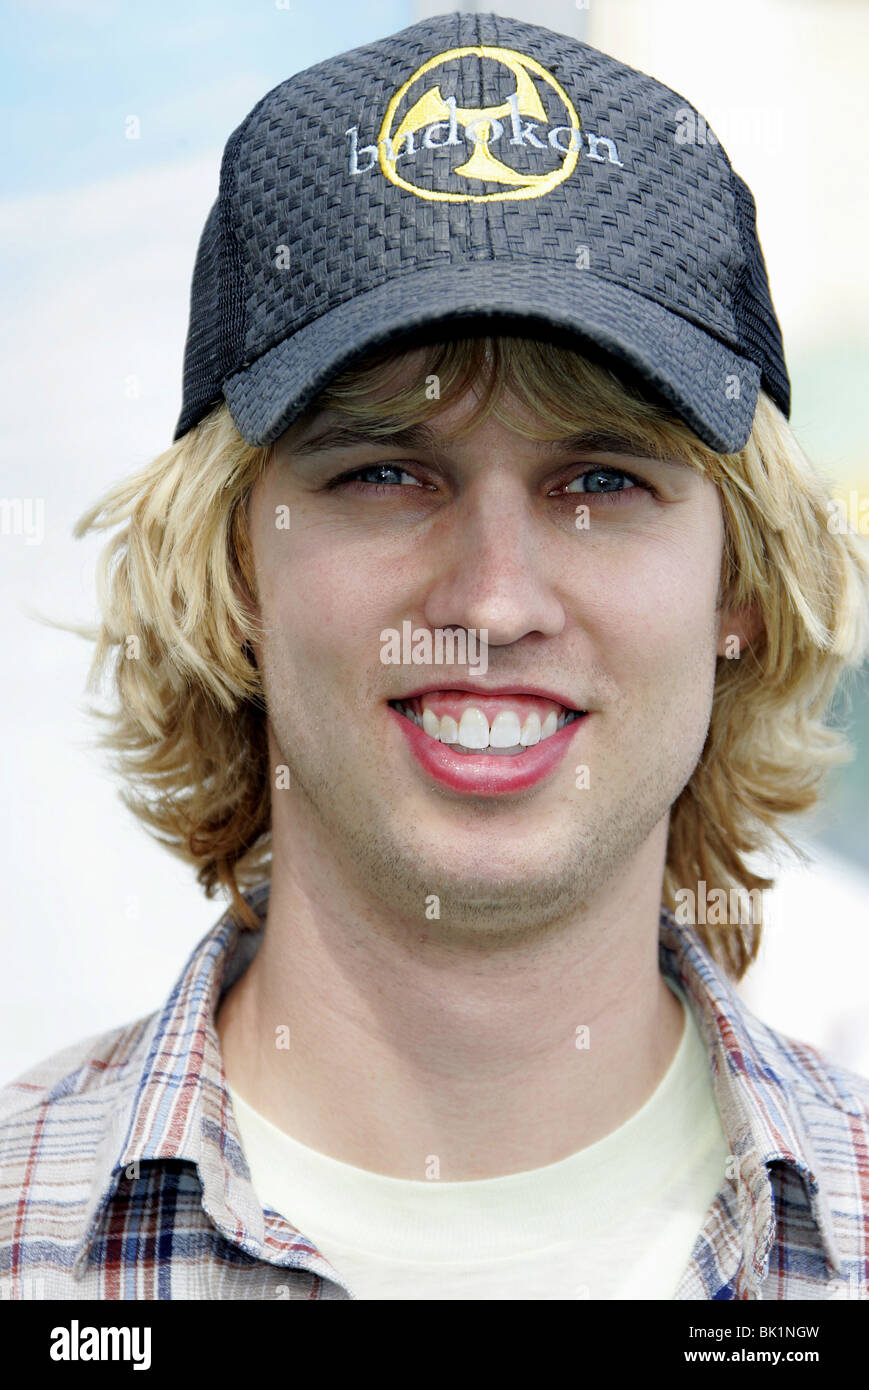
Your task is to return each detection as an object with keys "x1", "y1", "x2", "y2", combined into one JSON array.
[{"x1": 390, "y1": 682, "x2": 587, "y2": 712}]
